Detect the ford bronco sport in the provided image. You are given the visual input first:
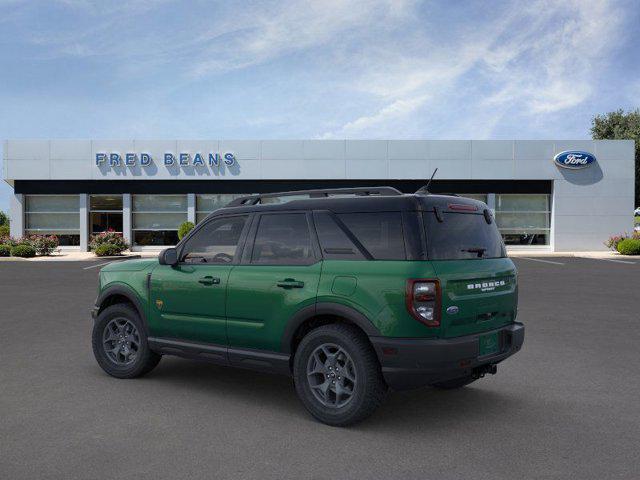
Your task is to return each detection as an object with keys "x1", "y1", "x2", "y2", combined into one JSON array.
[{"x1": 91, "y1": 187, "x2": 524, "y2": 426}]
